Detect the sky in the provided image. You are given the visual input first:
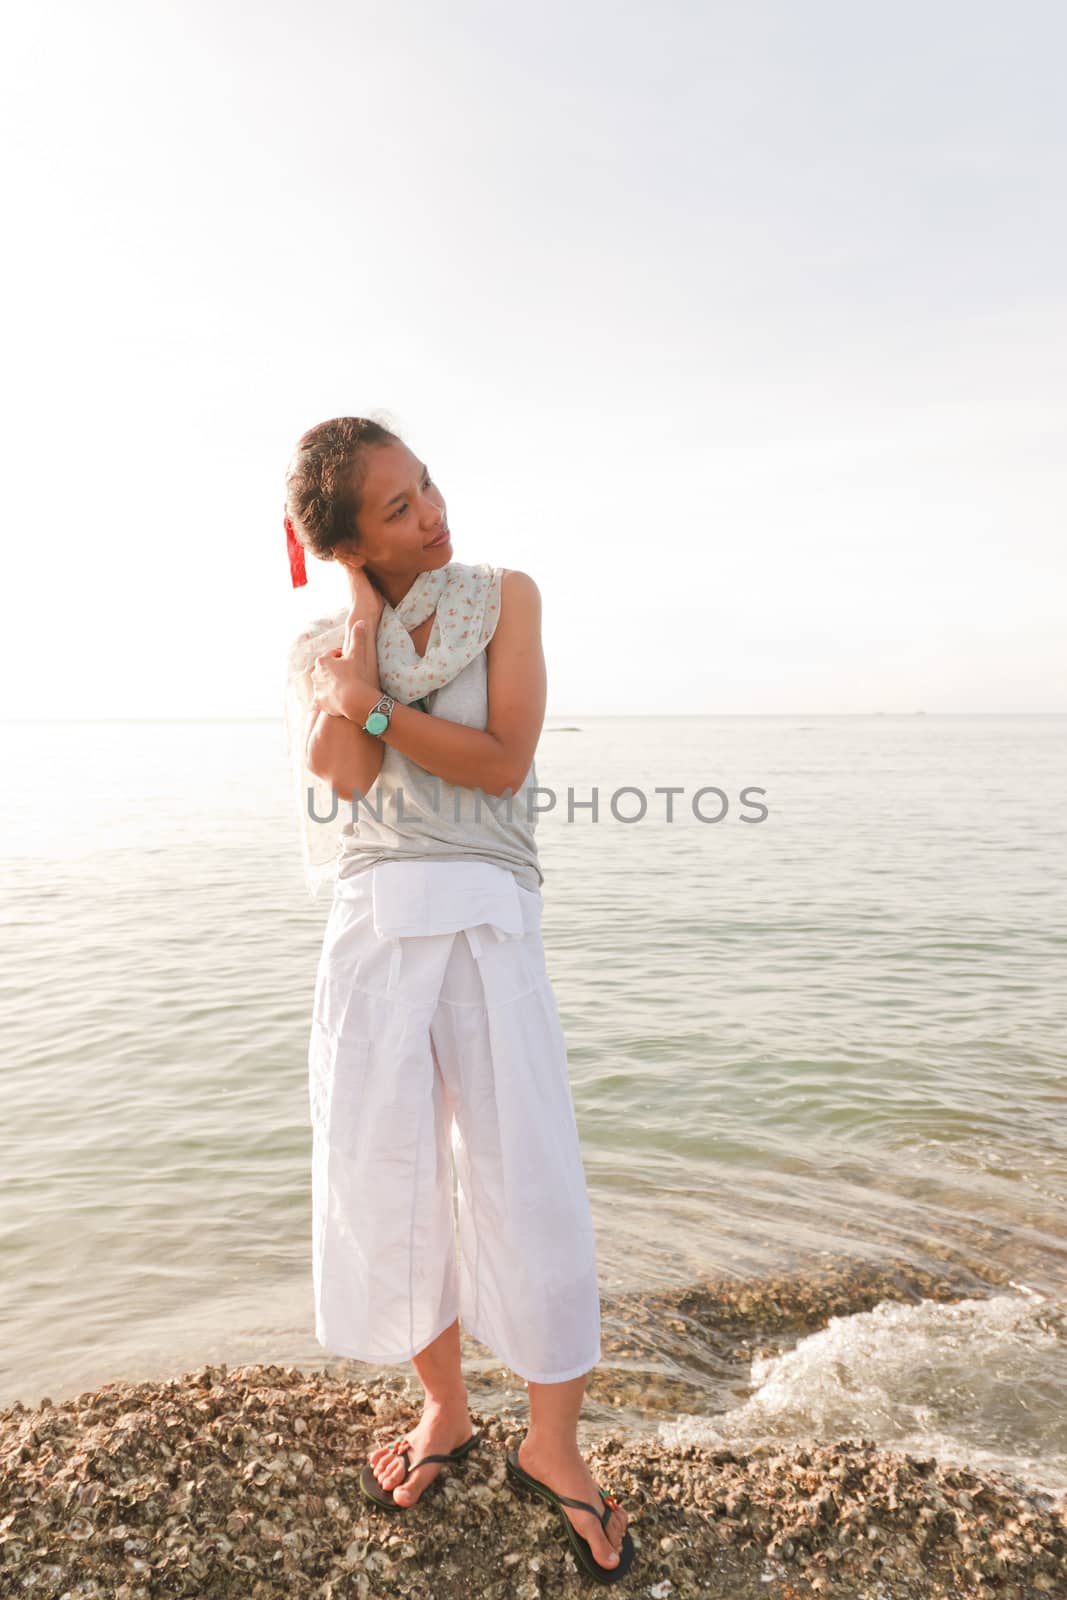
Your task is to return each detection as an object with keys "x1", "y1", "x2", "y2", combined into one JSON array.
[{"x1": 1, "y1": 0, "x2": 1064, "y2": 718}]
